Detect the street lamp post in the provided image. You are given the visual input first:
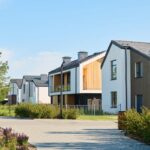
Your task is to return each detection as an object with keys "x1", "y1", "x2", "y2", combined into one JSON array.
[{"x1": 60, "y1": 60, "x2": 65, "y2": 118}]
